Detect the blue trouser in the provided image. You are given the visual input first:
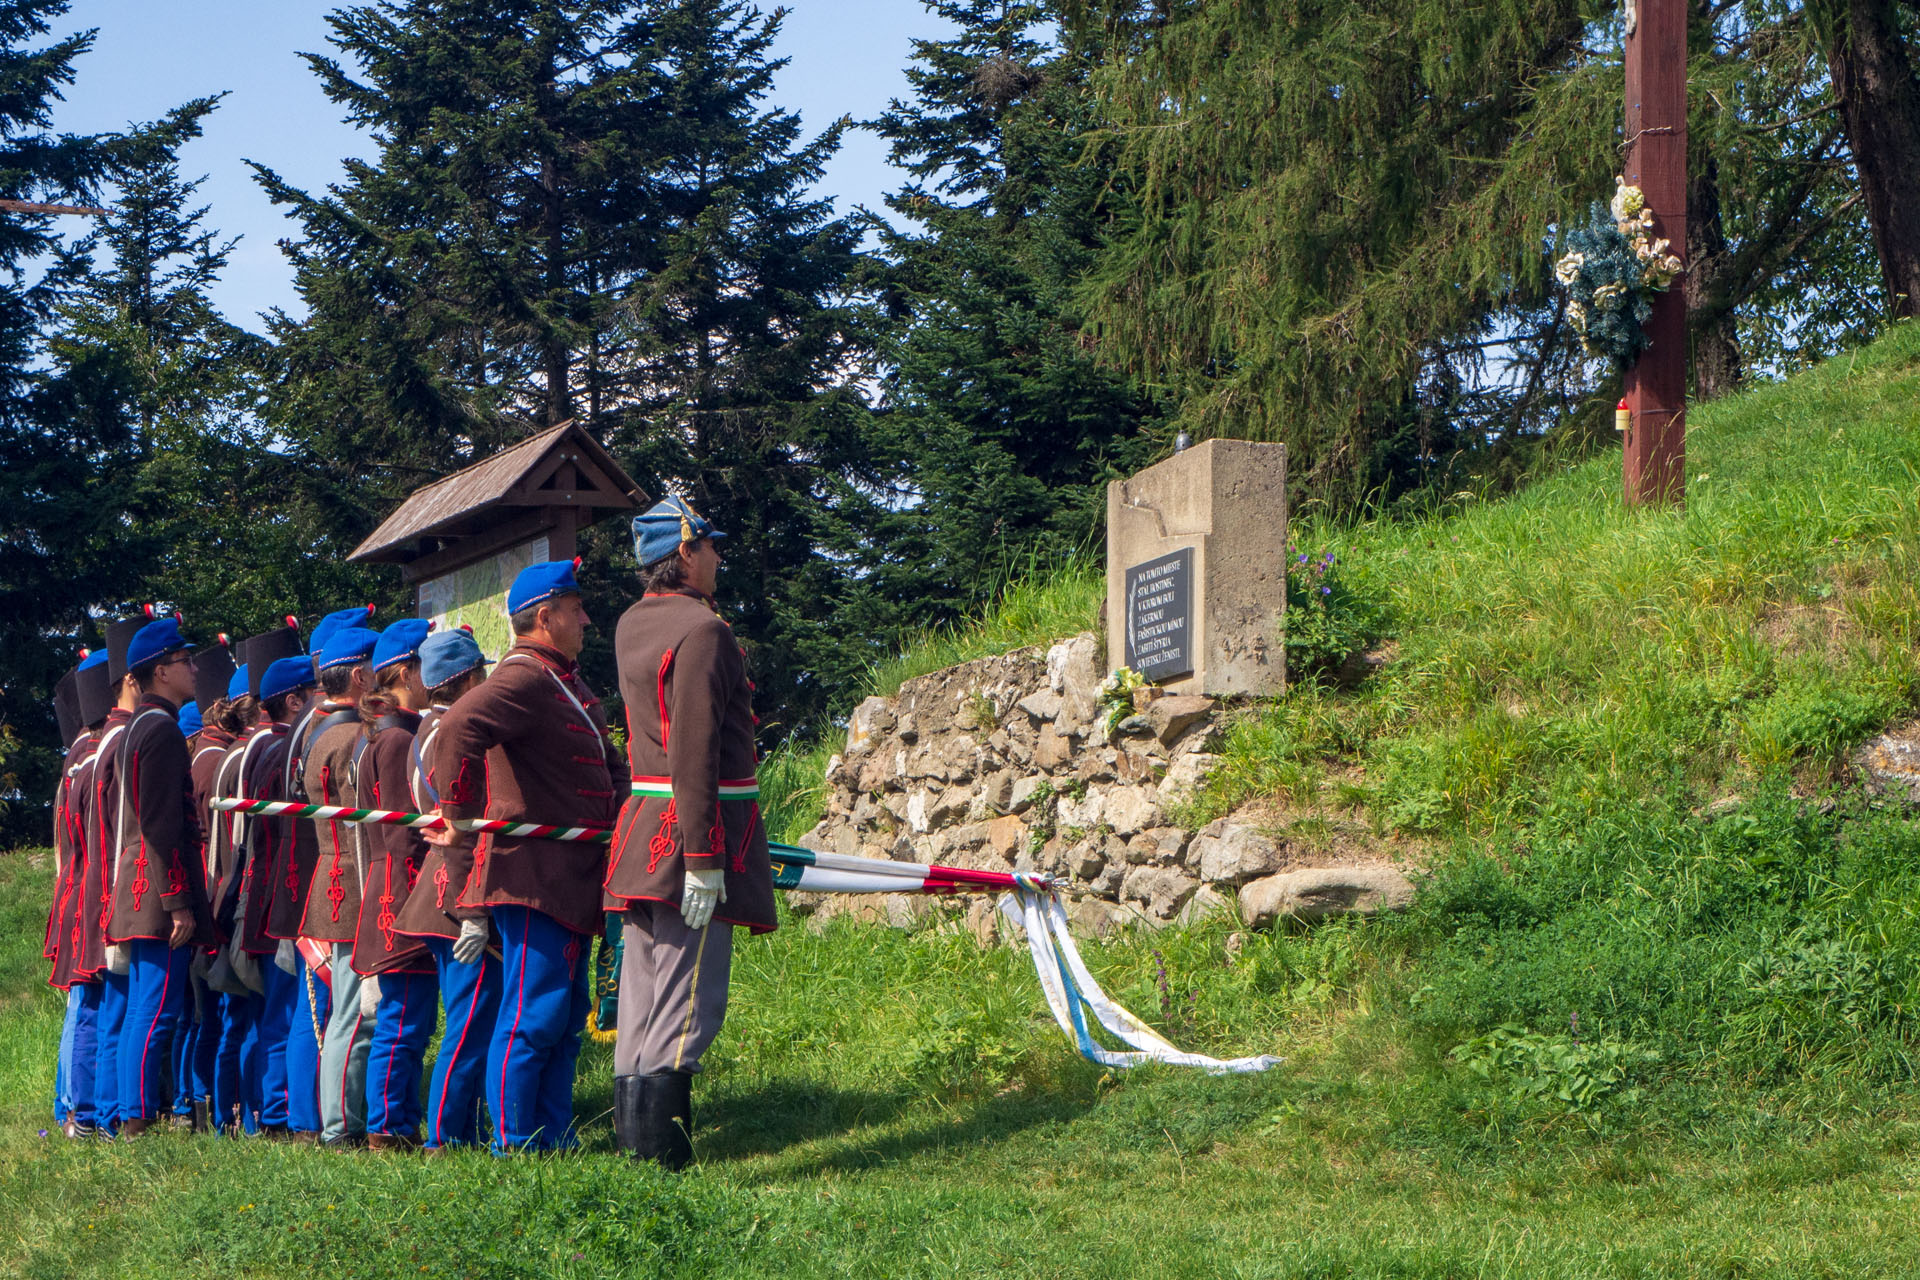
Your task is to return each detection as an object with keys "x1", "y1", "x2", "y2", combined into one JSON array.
[
  {"x1": 96, "y1": 968, "x2": 129, "y2": 1134},
  {"x1": 191, "y1": 980, "x2": 218, "y2": 1105},
  {"x1": 367, "y1": 969, "x2": 439, "y2": 1137},
  {"x1": 118, "y1": 940, "x2": 189, "y2": 1124},
  {"x1": 170, "y1": 968, "x2": 213, "y2": 1117},
  {"x1": 487, "y1": 907, "x2": 590, "y2": 1152},
  {"x1": 220, "y1": 989, "x2": 262, "y2": 1134},
  {"x1": 424, "y1": 936, "x2": 501, "y2": 1149},
  {"x1": 288, "y1": 960, "x2": 330, "y2": 1134},
  {"x1": 65, "y1": 982, "x2": 102, "y2": 1128},
  {"x1": 55, "y1": 985, "x2": 81, "y2": 1121},
  {"x1": 256, "y1": 958, "x2": 298, "y2": 1127}
]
